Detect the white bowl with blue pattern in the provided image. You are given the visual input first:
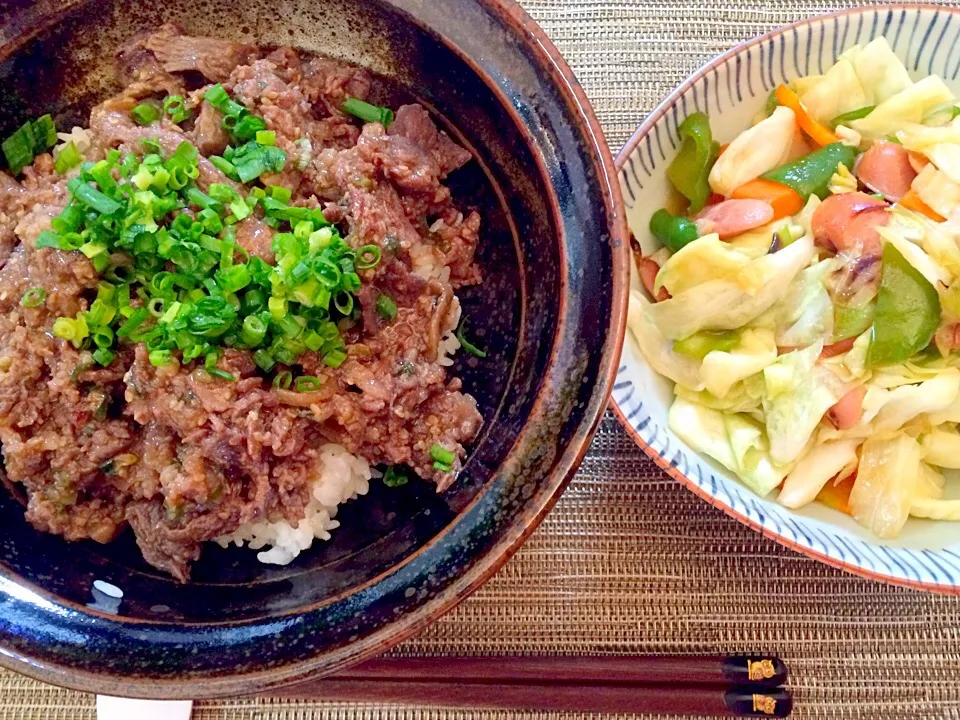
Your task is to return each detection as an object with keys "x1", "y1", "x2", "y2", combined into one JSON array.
[{"x1": 613, "y1": 6, "x2": 960, "y2": 593}]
